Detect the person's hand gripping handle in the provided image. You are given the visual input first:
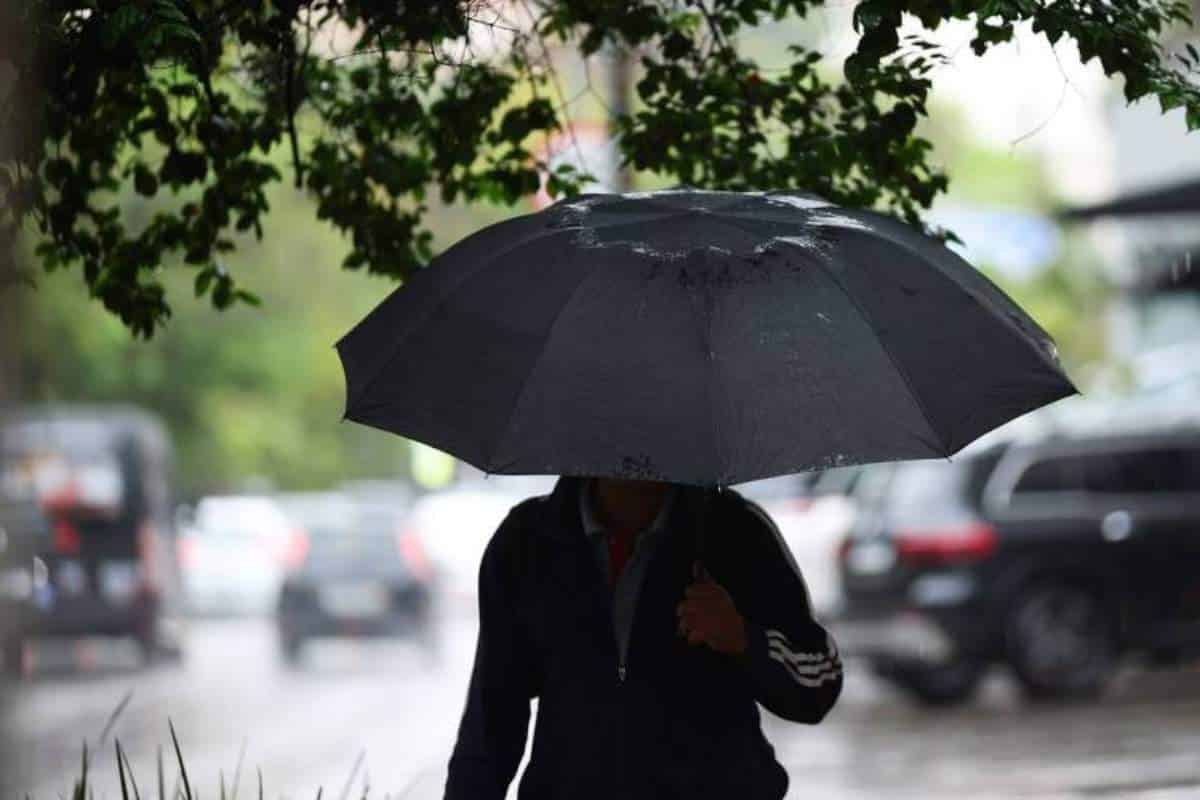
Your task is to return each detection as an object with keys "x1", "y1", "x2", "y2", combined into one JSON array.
[{"x1": 676, "y1": 560, "x2": 749, "y2": 656}]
